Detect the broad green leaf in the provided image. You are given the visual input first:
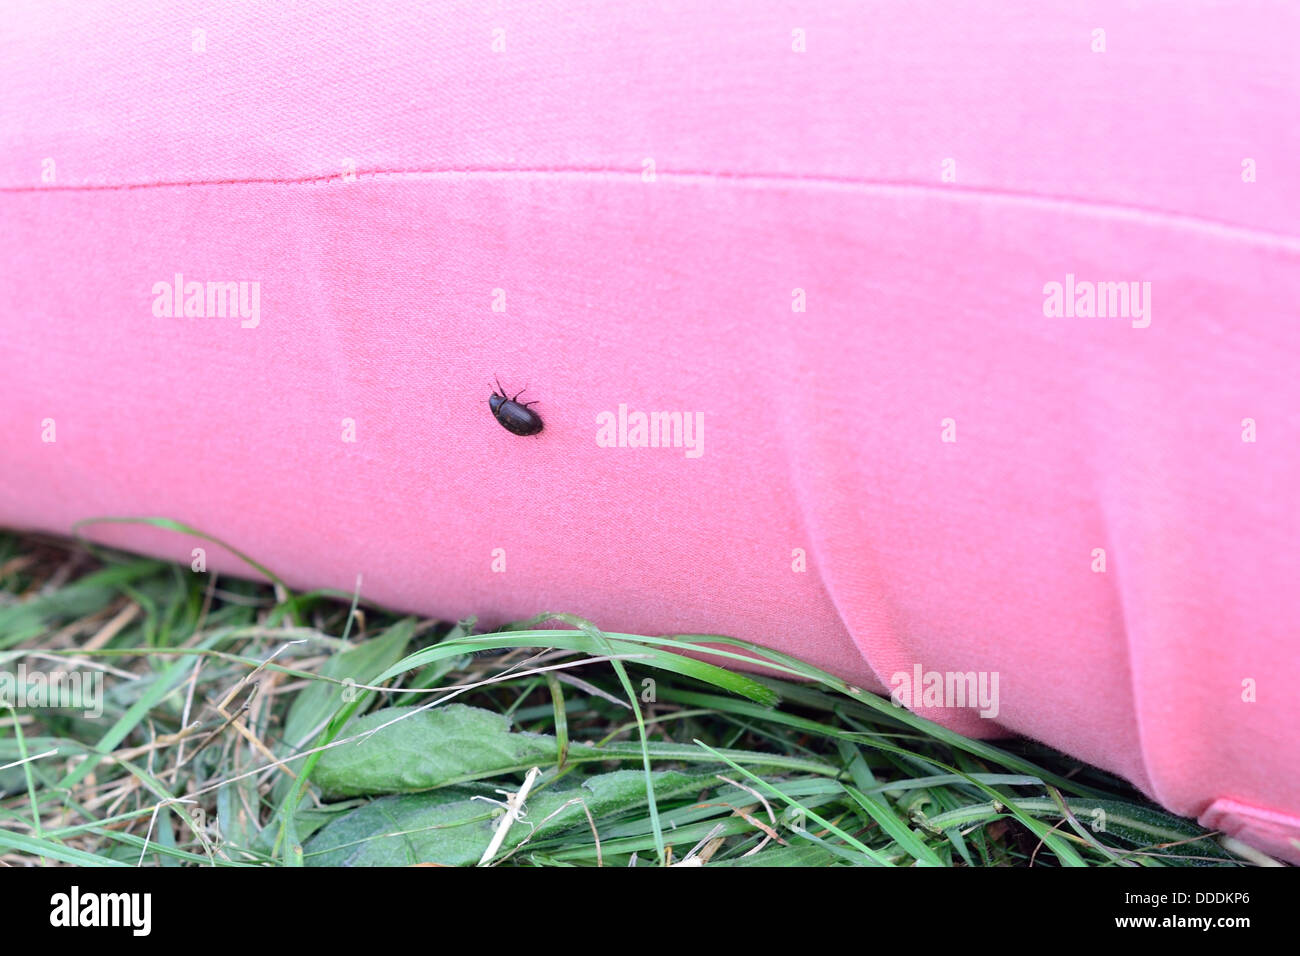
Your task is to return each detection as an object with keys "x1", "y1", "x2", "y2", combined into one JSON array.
[
  {"x1": 313, "y1": 704, "x2": 560, "y2": 797},
  {"x1": 304, "y1": 770, "x2": 709, "y2": 866},
  {"x1": 280, "y1": 621, "x2": 415, "y2": 753},
  {"x1": 271, "y1": 619, "x2": 416, "y2": 812},
  {"x1": 310, "y1": 704, "x2": 838, "y2": 797}
]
